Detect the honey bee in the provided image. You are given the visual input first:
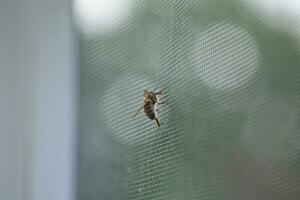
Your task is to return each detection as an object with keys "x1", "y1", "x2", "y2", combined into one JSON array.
[{"x1": 134, "y1": 89, "x2": 163, "y2": 127}]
